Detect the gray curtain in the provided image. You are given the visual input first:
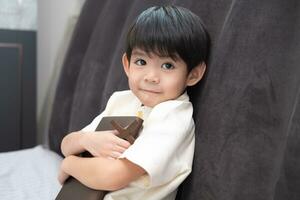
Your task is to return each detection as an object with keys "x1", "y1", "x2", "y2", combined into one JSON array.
[{"x1": 49, "y1": 1, "x2": 300, "y2": 199}]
